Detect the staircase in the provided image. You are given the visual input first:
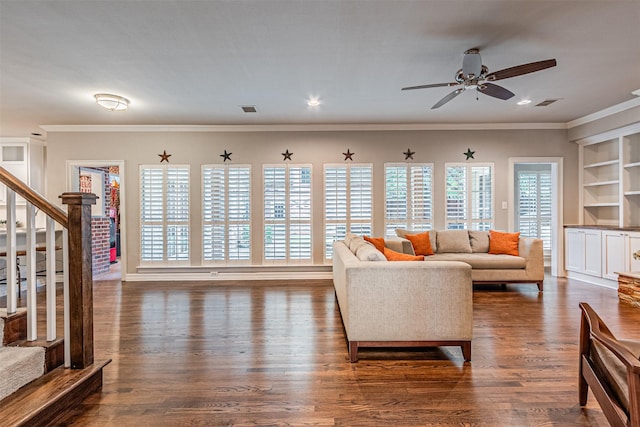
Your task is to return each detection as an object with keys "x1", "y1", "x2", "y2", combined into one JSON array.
[{"x1": 0, "y1": 166, "x2": 110, "y2": 426}]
